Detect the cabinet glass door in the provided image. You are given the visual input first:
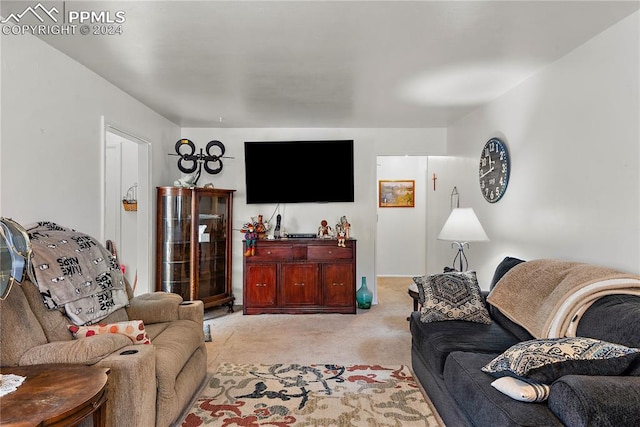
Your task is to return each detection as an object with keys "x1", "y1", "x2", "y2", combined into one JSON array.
[
  {"x1": 196, "y1": 192, "x2": 228, "y2": 300},
  {"x1": 160, "y1": 192, "x2": 191, "y2": 299}
]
